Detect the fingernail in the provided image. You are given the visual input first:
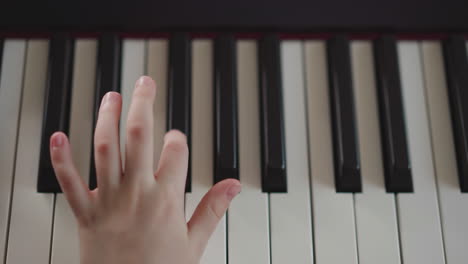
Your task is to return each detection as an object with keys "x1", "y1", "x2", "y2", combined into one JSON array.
[
  {"x1": 107, "y1": 92, "x2": 119, "y2": 103},
  {"x1": 137, "y1": 76, "x2": 155, "y2": 88},
  {"x1": 51, "y1": 133, "x2": 64, "y2": 150},
  {"x1": 101, "y1": 92, "x2": 109, "y2": 107},
  {"x1": 101, "y1": 92, "x2": 118, "y2": 107},
  {"x1": 226, "y1": 184, "x2": 241, "y2": 201}
]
